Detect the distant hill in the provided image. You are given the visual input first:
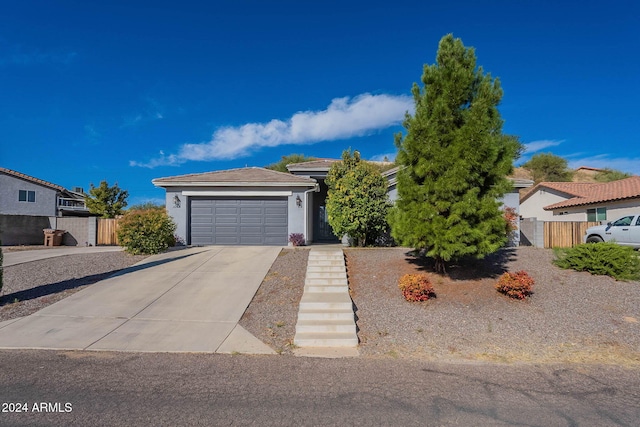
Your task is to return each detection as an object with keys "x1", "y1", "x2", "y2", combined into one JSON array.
[{"x1": 513, "y1": 166, "x2": 608, "y2": 183}]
